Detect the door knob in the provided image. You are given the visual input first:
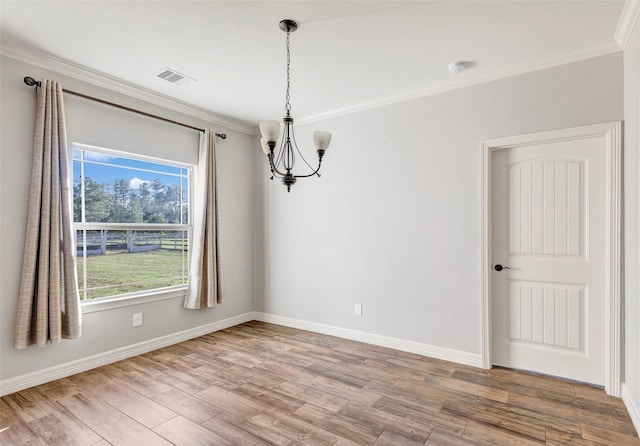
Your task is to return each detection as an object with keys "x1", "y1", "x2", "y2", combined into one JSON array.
[{"x1": 494, "y1": 264, "x2": 511, "y2": 271}]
